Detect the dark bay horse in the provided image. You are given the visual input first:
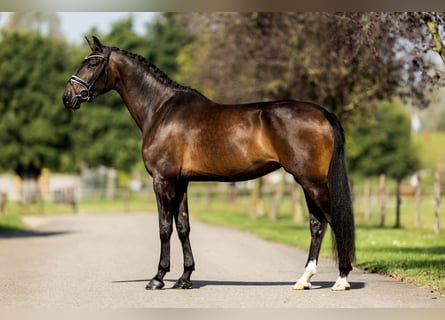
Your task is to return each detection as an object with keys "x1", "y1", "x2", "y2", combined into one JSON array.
[{"x1": 63, "y1": 36, "x2": 355, "y2": 291}]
